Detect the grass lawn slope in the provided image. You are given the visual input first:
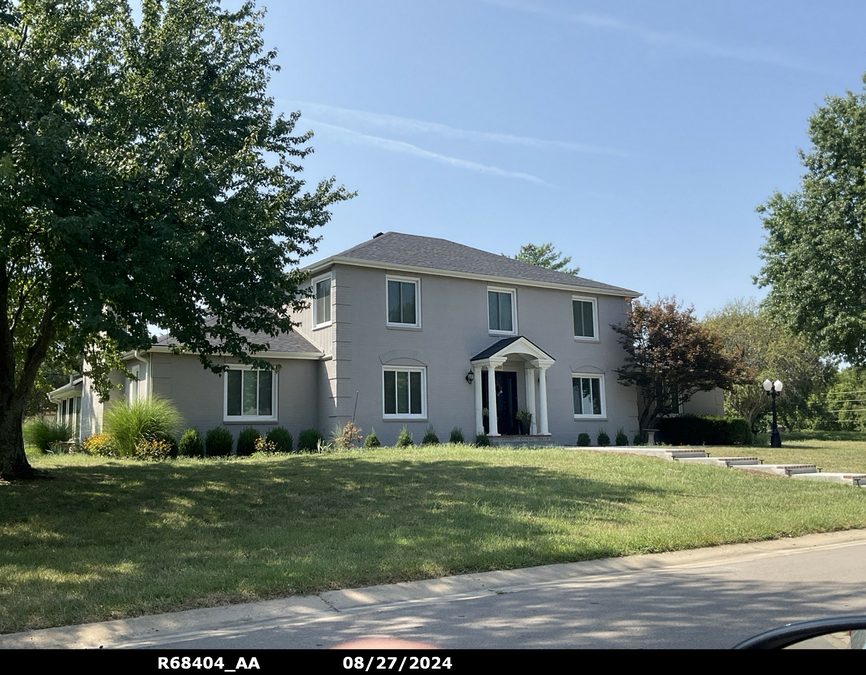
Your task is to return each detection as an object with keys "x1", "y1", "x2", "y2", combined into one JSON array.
[{"x1": 2, "y1": 444, "x2": 865, "y2": 634}]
